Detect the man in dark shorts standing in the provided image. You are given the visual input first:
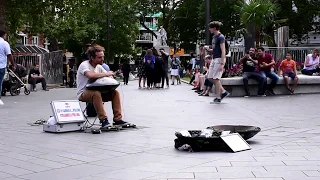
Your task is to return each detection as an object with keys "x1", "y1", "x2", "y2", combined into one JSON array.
[
  {"x1": 240, "y1": 47, "x2": 266, "y2": 97},
  {"x1": 257, "y1": 47, "x2": 279, "y2": 95}
]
